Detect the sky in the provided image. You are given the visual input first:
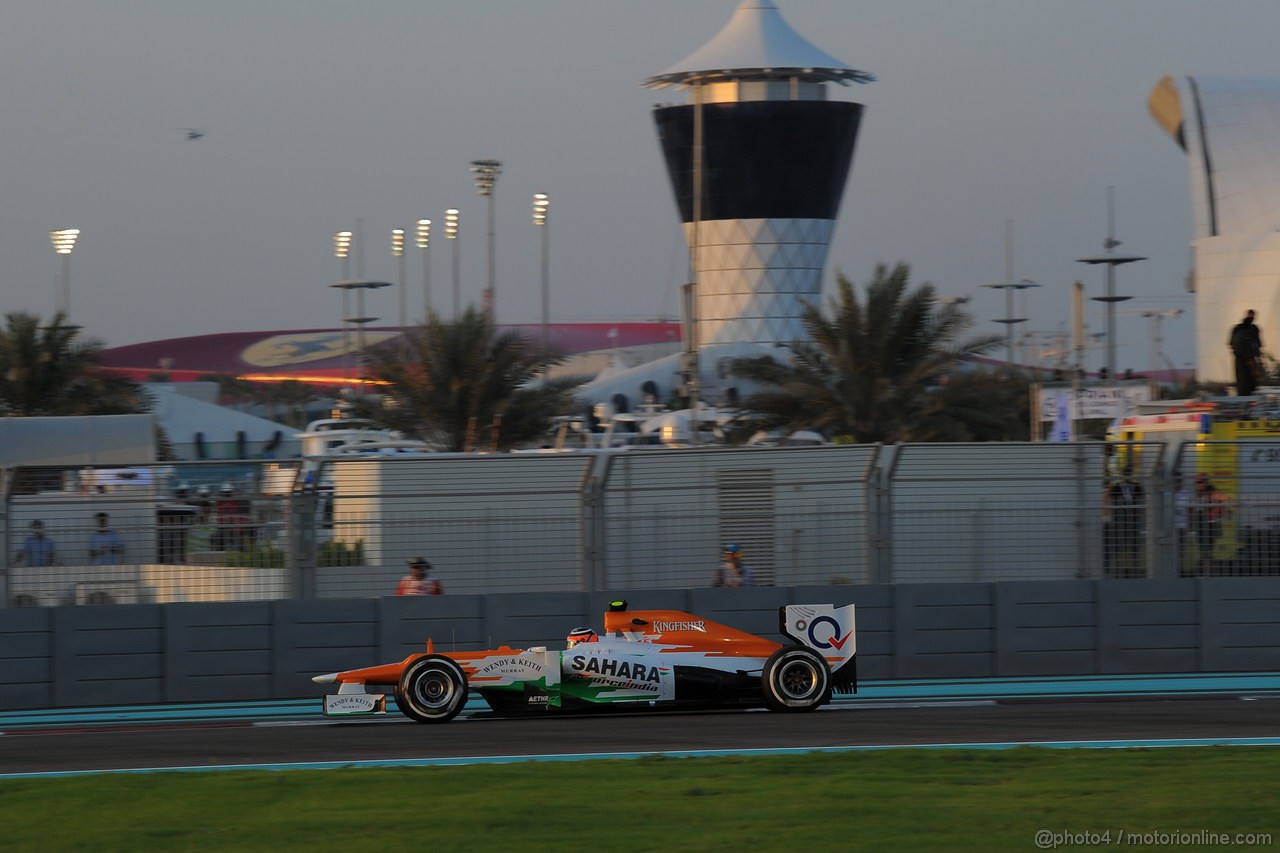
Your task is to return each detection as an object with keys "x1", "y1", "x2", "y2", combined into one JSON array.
[{"x1": 5, "y1": 0, "x2": 1280, "y2": 375}]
